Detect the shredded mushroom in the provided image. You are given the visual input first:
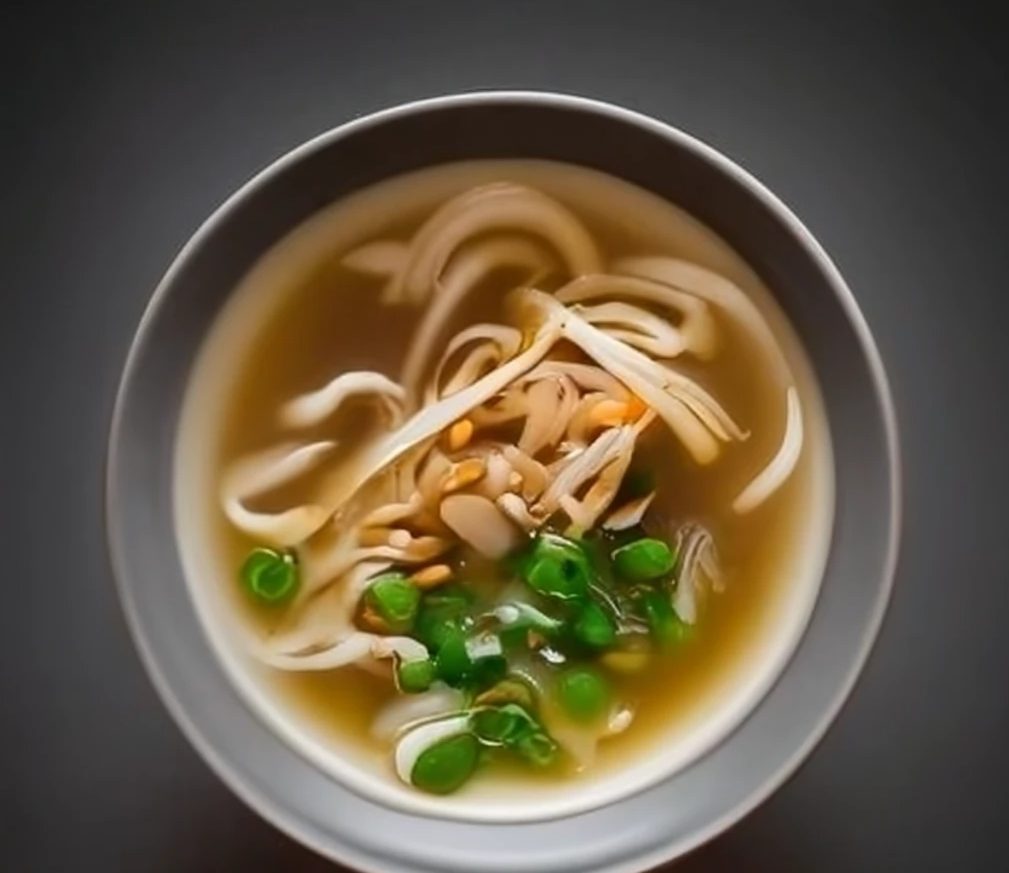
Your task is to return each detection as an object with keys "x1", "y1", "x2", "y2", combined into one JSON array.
[
  {"x1": 518, "y1": 288, "x2": 743, "y2": 464},
  {"x1": 671, "y1": 524, "x2": 722, "y2": 625}
]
